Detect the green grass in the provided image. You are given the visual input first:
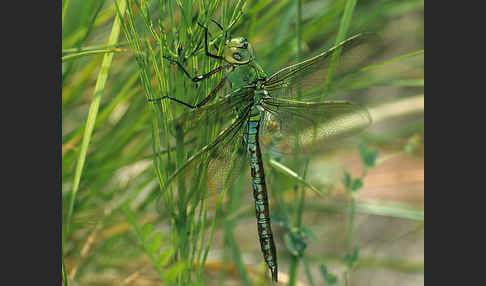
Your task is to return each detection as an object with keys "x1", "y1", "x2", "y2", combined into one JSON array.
[{"x1": 62, "y1": 0, "x2": 424, "y2": 285}]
